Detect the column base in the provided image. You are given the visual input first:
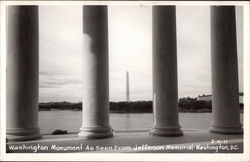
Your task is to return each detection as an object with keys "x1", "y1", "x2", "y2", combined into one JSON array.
[
  {"x1": 150, "y1": 126, "x2": 183, "y2": 137},
  {"x1": 79, "y1": 126, "x2": 113, "y2": 139},
  {"x1": 209, "y1": 124, "x2": 243, "y2": 135},
  {"x1": 7, "y1": 127, "x2": 41, "y2": 141}
]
